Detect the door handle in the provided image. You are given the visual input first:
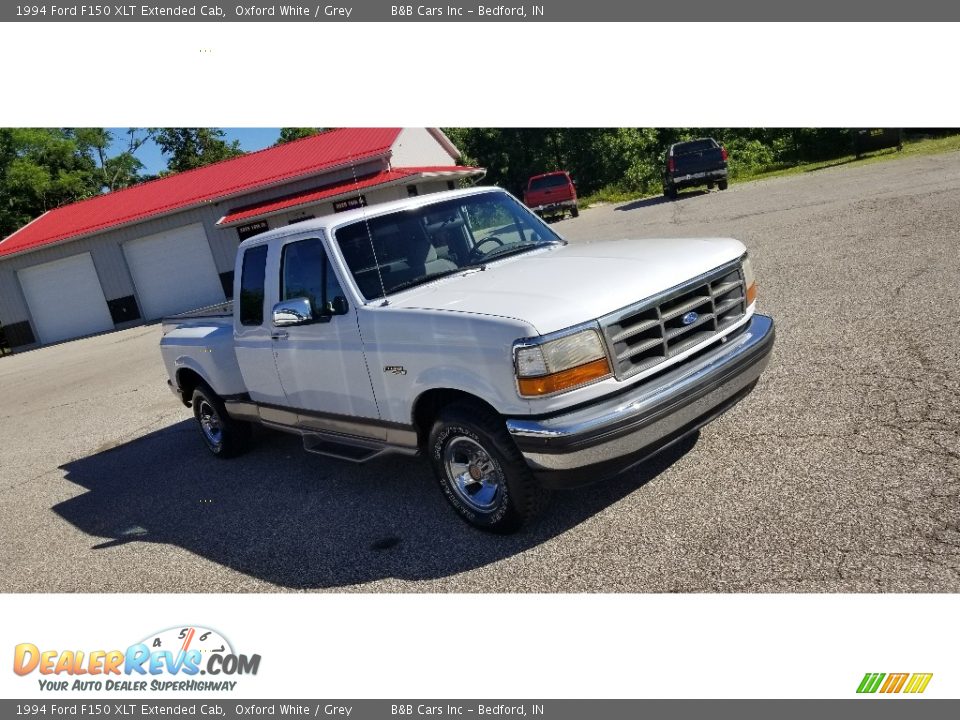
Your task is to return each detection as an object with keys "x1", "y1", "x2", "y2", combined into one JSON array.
[{"x1": 271, "y1": 331, "x2": 288, "y2": 340}]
